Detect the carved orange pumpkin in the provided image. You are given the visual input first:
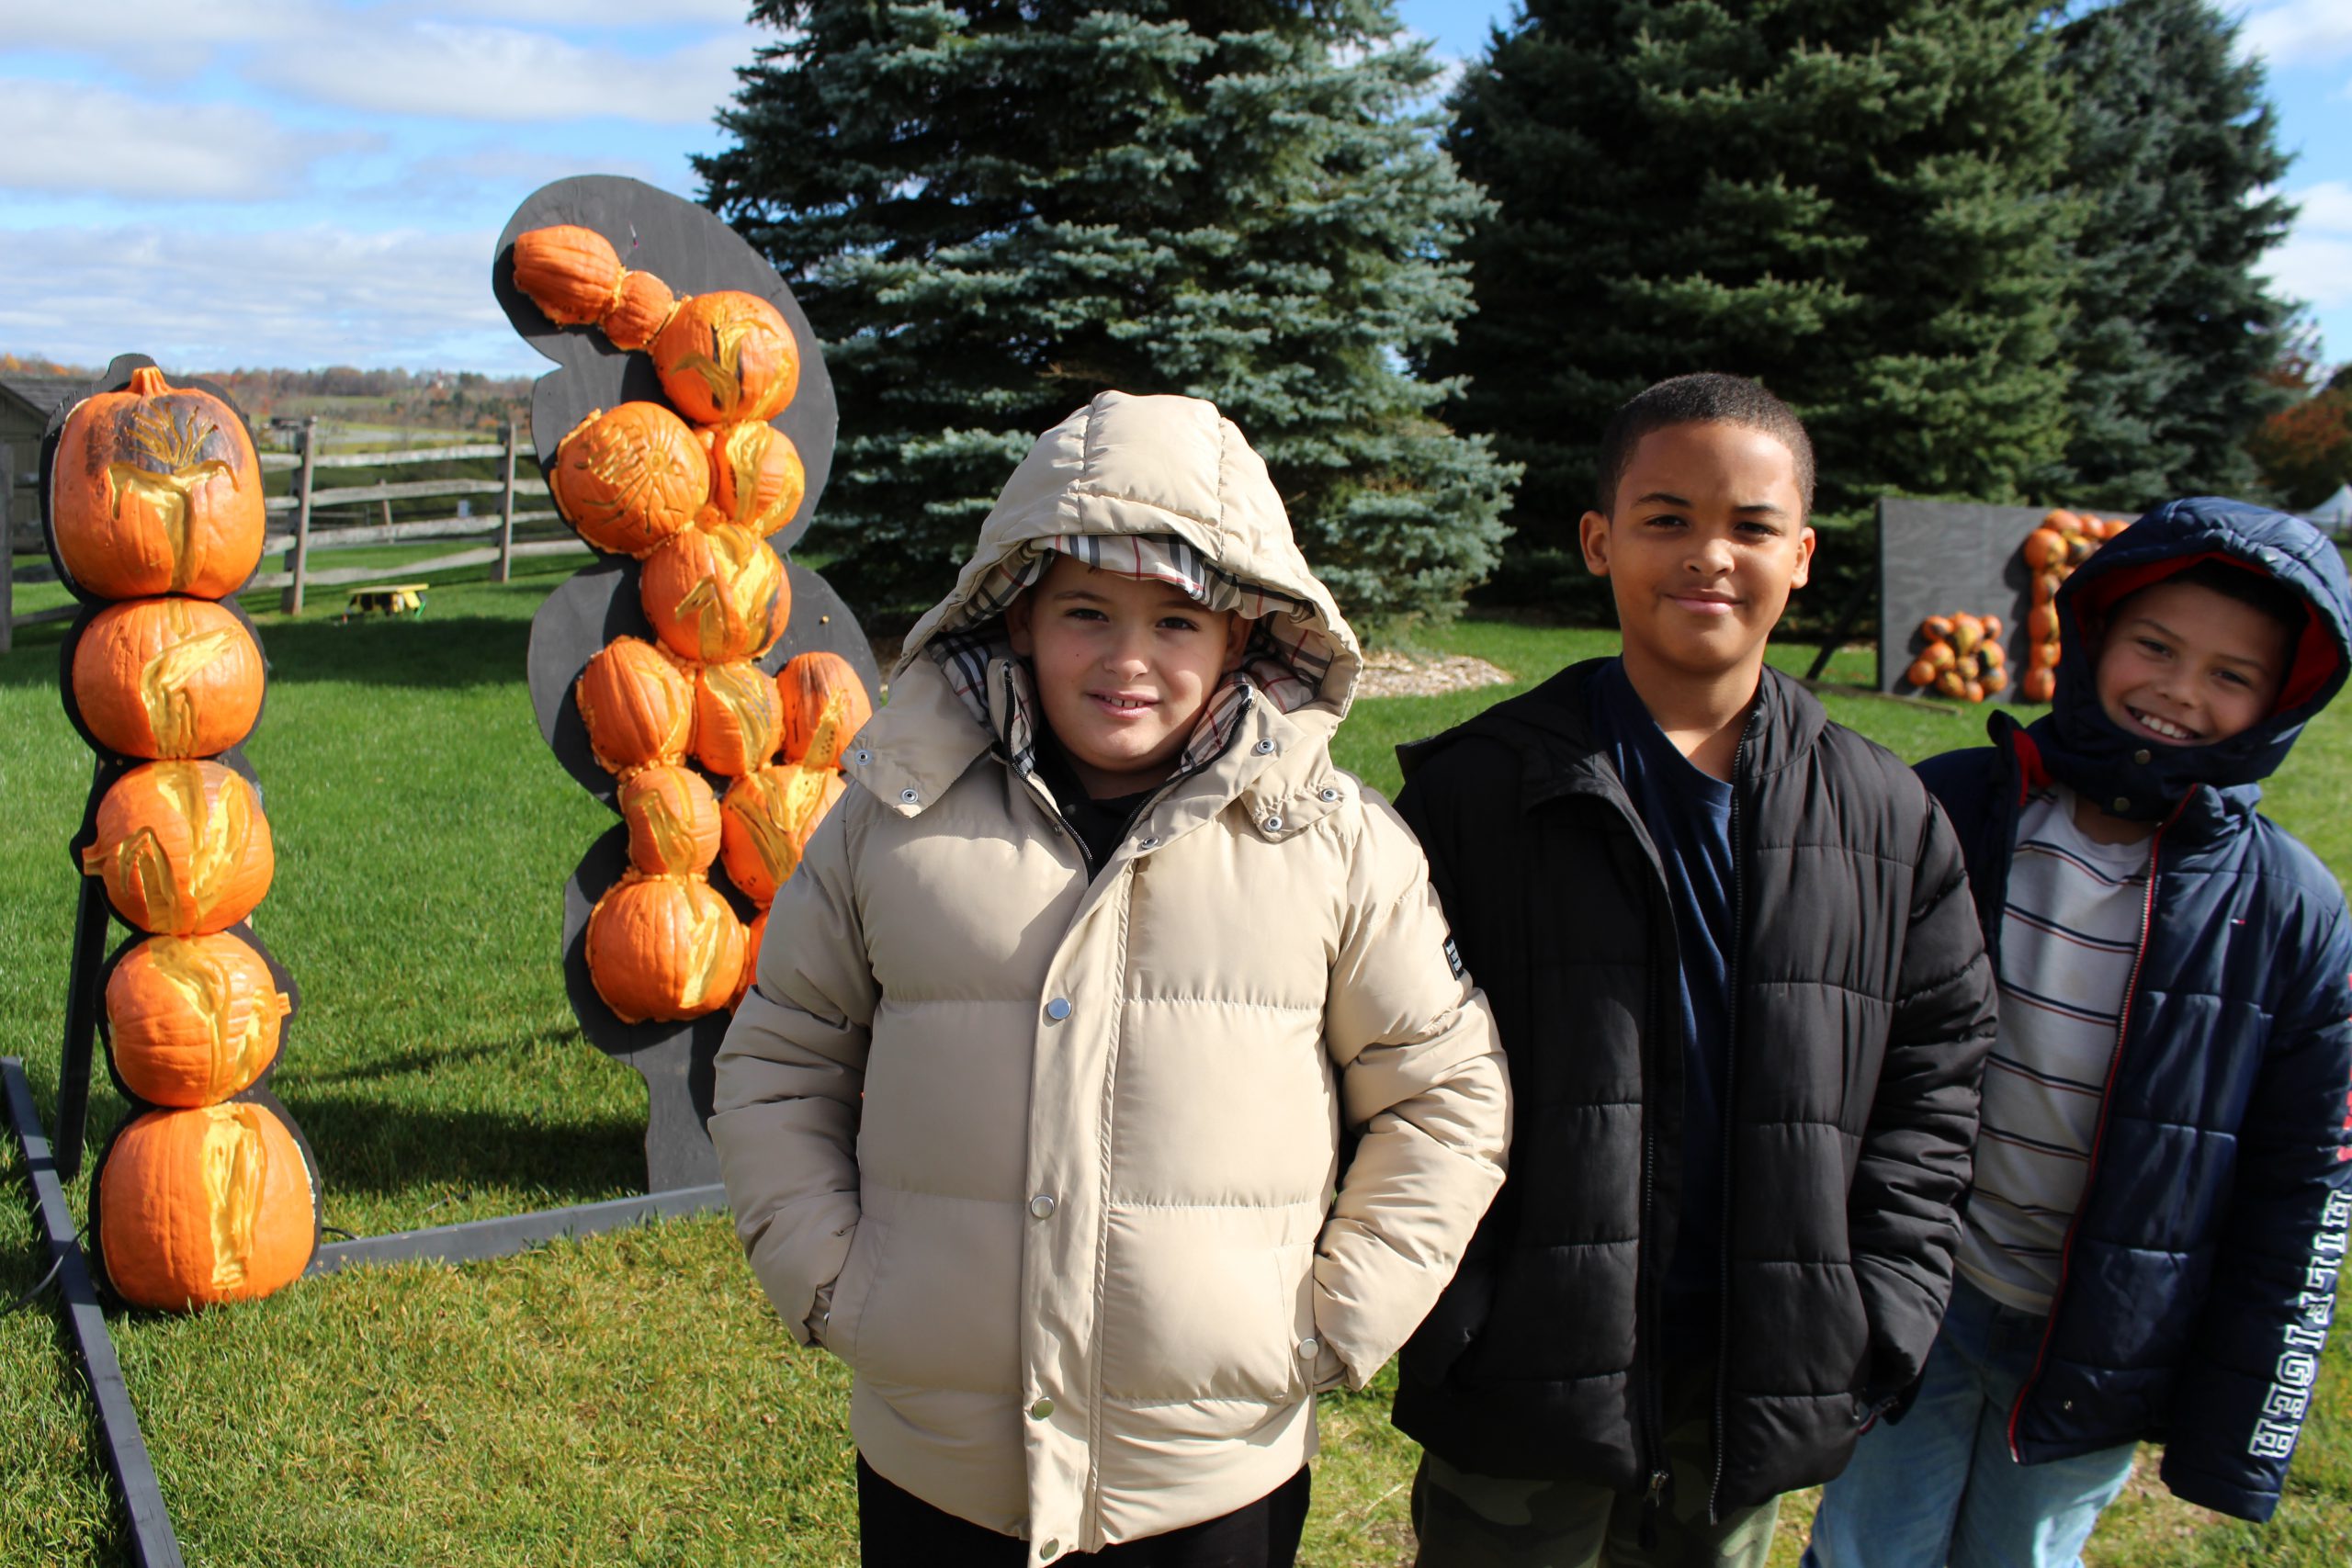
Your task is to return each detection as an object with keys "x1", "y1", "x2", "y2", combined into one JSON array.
[
  {"x1": 720, "y1": 762, "x2": 846, "y2": 906},
  {"x1": 693, "y1": 660, "x2": 785, "y2": 777},
  {"x1": 706, "y1": 421, "x2": 806, "y2": 536},
  {"x1": 98, "y1": 1100, "x2": 317, "y2": 1309},
  {"x1": 106, "y1": 933, "x2": 289, "y2": 1107},
  {"x1": 549, "y1": 403, "x2": 711, "y2": 558},
  {"x1": 511, "y1": 225, "x2": 627, "y2": 325},
  {"x1": 602, "y1": 270, "x2": 678, "y2": 353},
  {"x1": 651, "y1": 292, "x2": 800, "y2": 425},
  {"x1": 776, "y1": 652, "x2": 874, "y2": 770},
  {"x1": 639, "y1": 524, "x2": 788, "y2": 664},
  {"x1": 51, "y1": 367, "x2": 266, "y2": 601},
  {"x1": 575, "y1": 637, "x2": 695, "y2": 775},
  {"x1": 81, "y1": 761, "x2": 274, "y2": 935},
  {"x1": 72, "y1": 598, "x2": 264, "y2": 760},
  {"x1": 584, "y1": 873, "x2": 748, "y2": 1023},
  {"x1": 616, "y1": 763, "x2": 722, "y2": 876}
]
